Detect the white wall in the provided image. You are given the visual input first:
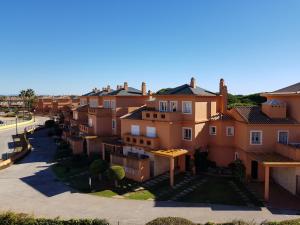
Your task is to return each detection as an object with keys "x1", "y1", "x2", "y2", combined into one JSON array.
[{"x1": 272, "y1": 167, "x2": 297, "y2": 195}]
